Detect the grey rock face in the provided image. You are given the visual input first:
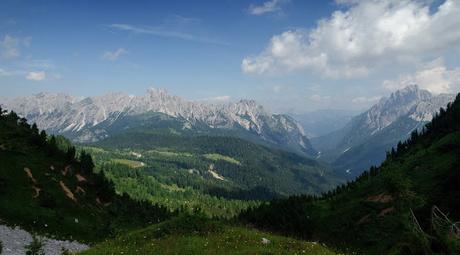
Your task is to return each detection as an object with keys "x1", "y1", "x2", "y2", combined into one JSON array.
[
  {"x1": 0, "y1": 88, "x2": 315, "y2": 155},
  {"x1": 338, "y1": 85, "x2": 455, "y2": 150},
  {"x1": 312, "y1": 85, "x2": 455, "y2": 177},
  {"x1": 0, "y1": 224, "x2": 89, "y2": 255}
]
